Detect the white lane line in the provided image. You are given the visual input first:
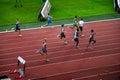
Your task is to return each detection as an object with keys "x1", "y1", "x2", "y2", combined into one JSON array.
[
  {"x1": 0, "y1": 47, "x2": 119, "y2": 67},
  {"x1": 0, "y1": 39, "x2": 120, "y2": 59},
  {"x1": 0, "y1": 21, "x2": 119, "y2": 40},
  {"x1": 0, "y1": 41, "x2": 120, "y2": 61},
  {"x1": 0, "y1": 35, "x2": 120, "y2": 49},
  {"x1": 0, "y1": 51, "x2": 120, "y2": 74},
  {"x1": 0, "y1": 28, "x2": 120, "y2": 45},
  {"x1": 72, "y1": 71, "x2": 120, "y2": 80},
  {"x1": 0, "y1": 33, "x2": 120, "y2": 51},
  {"x1": 0, "y1": 37, "x2": 119, "y2": 56},
  {"x1": 24, "y1": 53, "x2": 120, "y2": 79},
  {"x1": 0, "y1": 18, "x2": 120, "y2": 34},
  {"x1": 31, "y1": 64, "x2": 120, "y2": 80}
]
